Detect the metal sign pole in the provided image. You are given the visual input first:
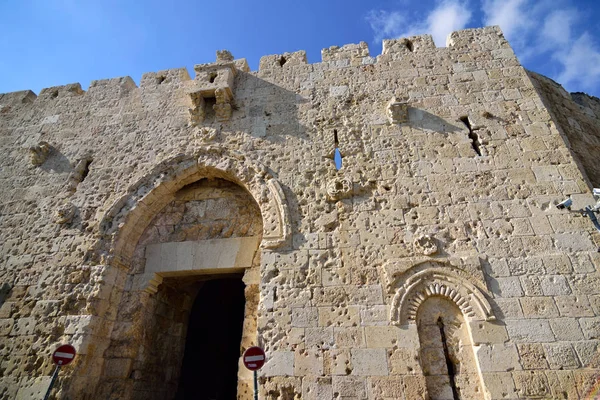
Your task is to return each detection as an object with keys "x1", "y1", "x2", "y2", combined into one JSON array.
[
  {"x1": 253, "y1": 370, "x2": 258, "y2": 400},
  {"x1": 43, "y1": 364, "x2": 61, "y2": 400}
]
